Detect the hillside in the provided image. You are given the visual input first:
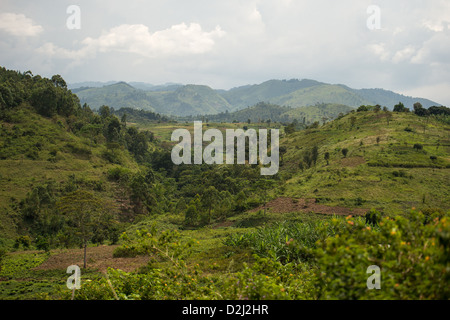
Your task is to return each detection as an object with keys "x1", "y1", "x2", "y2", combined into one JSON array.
[
  {"x1": 75, "y1": 82, "x2": 156, "y2": 111},
  {"x1": 279, "y1": 110, "x2": 450, "y2": 215},
  {"x1": 72, "y1": 78, "x2": 442, "y2": 117},
  {"x1": 75, "y1": 83, "x2": 233, "y2": 116},
  {"x1": 185, "y1": 102, "x2": 354, "y2": 125},
  {"x1": 1, "y1": 66, "x2": 449, "y2": 301},
  {"x1": 145, "y1": 84, "x2": 233, "y2": 116}
]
